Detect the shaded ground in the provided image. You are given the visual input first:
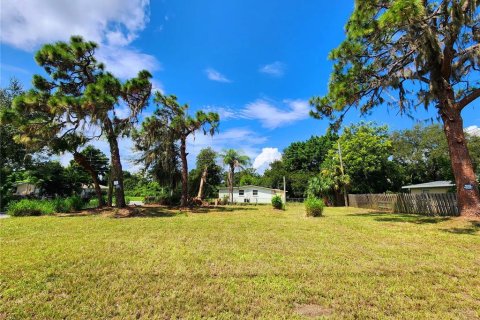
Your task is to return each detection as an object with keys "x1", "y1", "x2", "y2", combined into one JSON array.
[{"x1": 1, "y1": 204, "x2": 479, "y2": 319}]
